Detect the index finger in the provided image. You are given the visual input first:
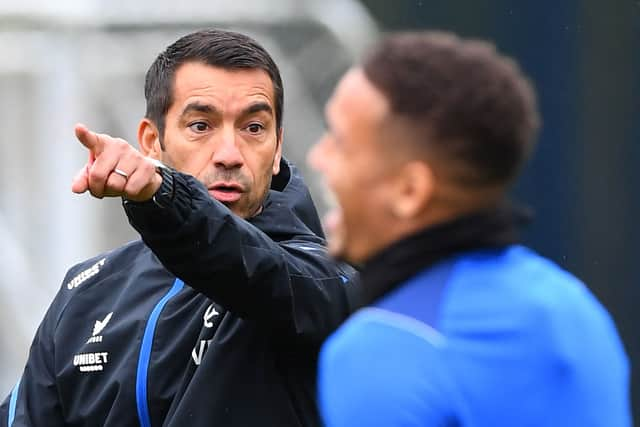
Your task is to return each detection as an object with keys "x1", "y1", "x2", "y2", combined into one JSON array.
[{"x1": 74, "y1": 123, "x2": 104, "y2": 156}]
